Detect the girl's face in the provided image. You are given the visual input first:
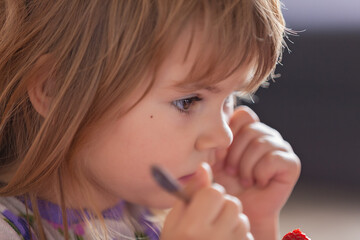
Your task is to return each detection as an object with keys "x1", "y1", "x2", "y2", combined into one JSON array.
[{"x1": 77, "y1": 26, "x2": 254, "y2": 210}]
